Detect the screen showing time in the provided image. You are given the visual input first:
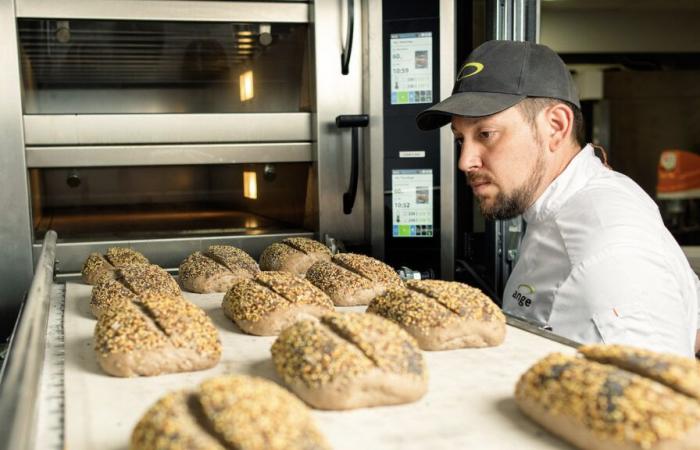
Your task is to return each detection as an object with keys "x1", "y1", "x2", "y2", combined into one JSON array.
[{"x1": 389, "y1": 32, "x2": 433, "y2": 105}]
